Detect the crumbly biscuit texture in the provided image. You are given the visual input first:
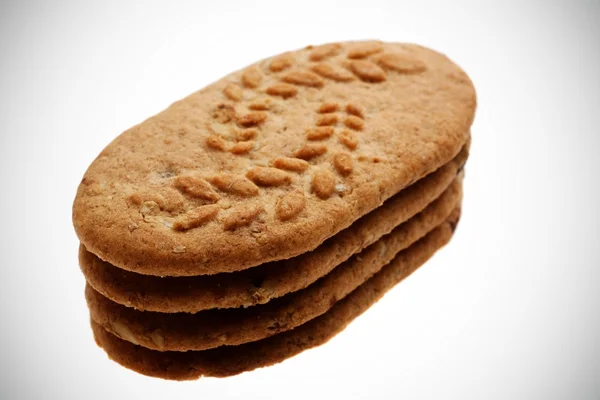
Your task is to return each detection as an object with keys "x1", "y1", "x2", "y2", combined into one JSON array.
[
  {"x1": 86, "y1": 190, "x2": 461, "y2": 351},
  {"x1": 79, "y1": 154, "x2": 464, "y2": 312},
  {"x1": 90, "y1": 217, "x2": 457, "y2": 379},
  {"x1": 73, "y1": 40, "x2": 475, "y2": 276}
]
